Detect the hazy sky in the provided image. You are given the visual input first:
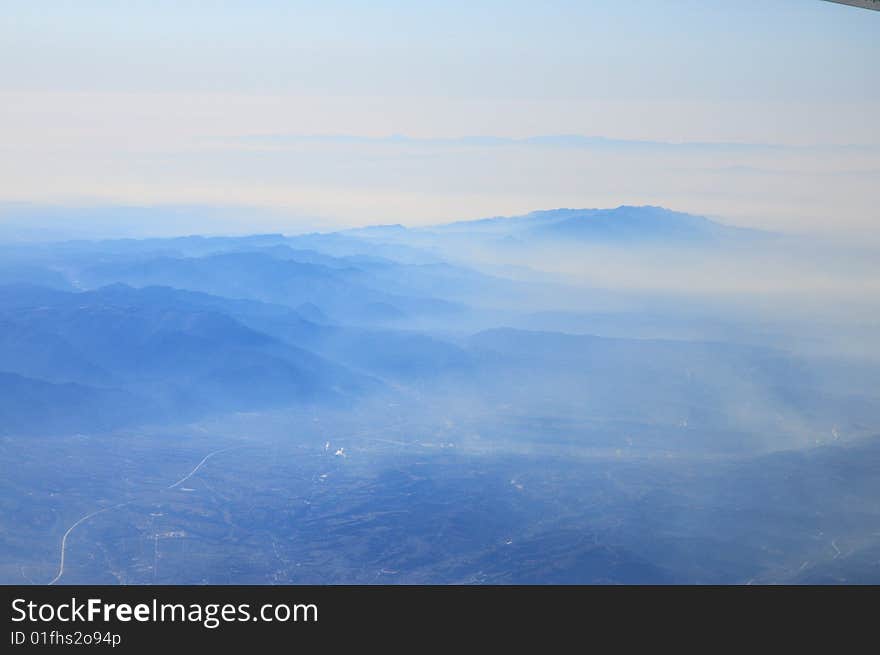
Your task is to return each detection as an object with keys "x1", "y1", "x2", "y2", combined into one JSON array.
[{"x1": 1, "y1": 1, "x2": 877, "y2": 234}]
